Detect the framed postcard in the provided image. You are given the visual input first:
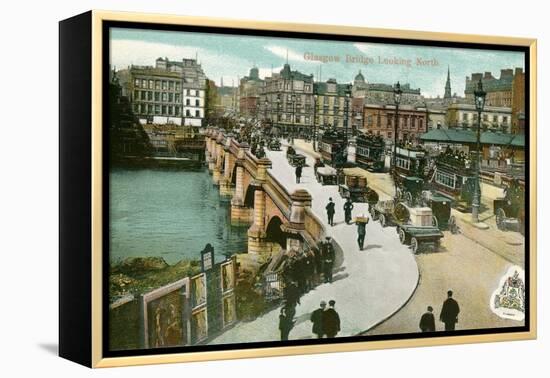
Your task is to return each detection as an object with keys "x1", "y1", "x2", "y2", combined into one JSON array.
[{"x1": 59, "y1": 10, "x2": 537, "y2": 368}]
